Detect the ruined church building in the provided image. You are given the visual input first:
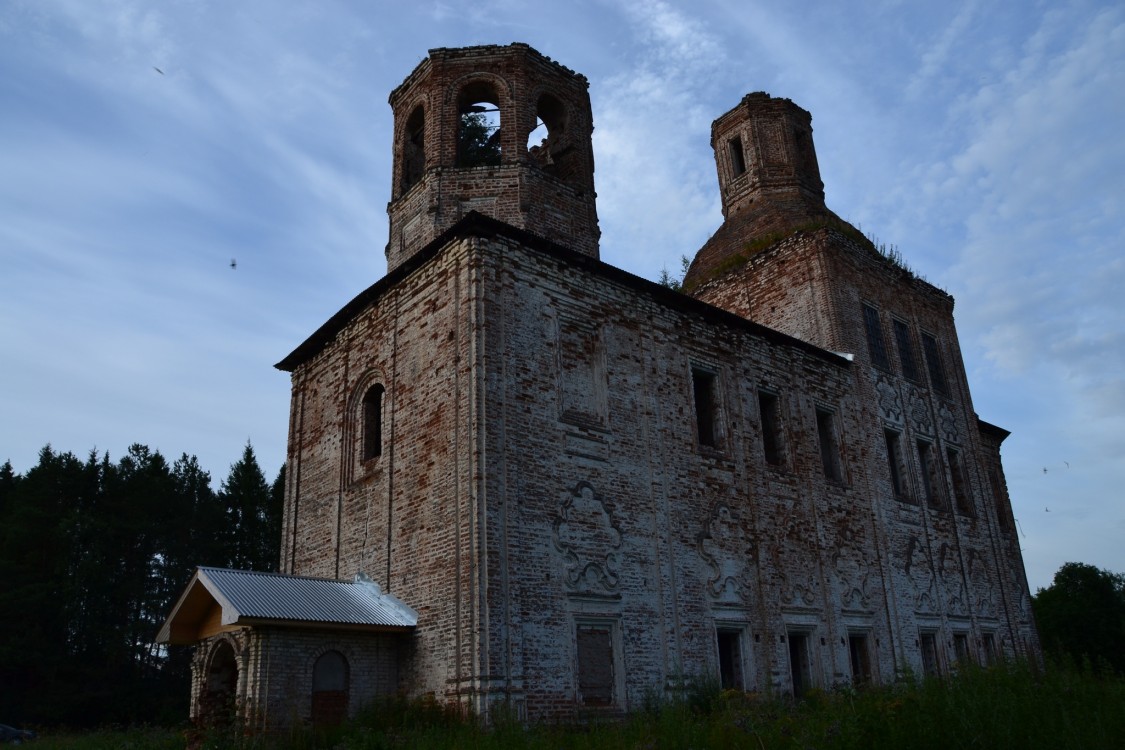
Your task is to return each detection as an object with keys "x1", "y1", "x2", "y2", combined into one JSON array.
[{"x1": 159, "y1": 43, "x2": 1039, "y2": 729}]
